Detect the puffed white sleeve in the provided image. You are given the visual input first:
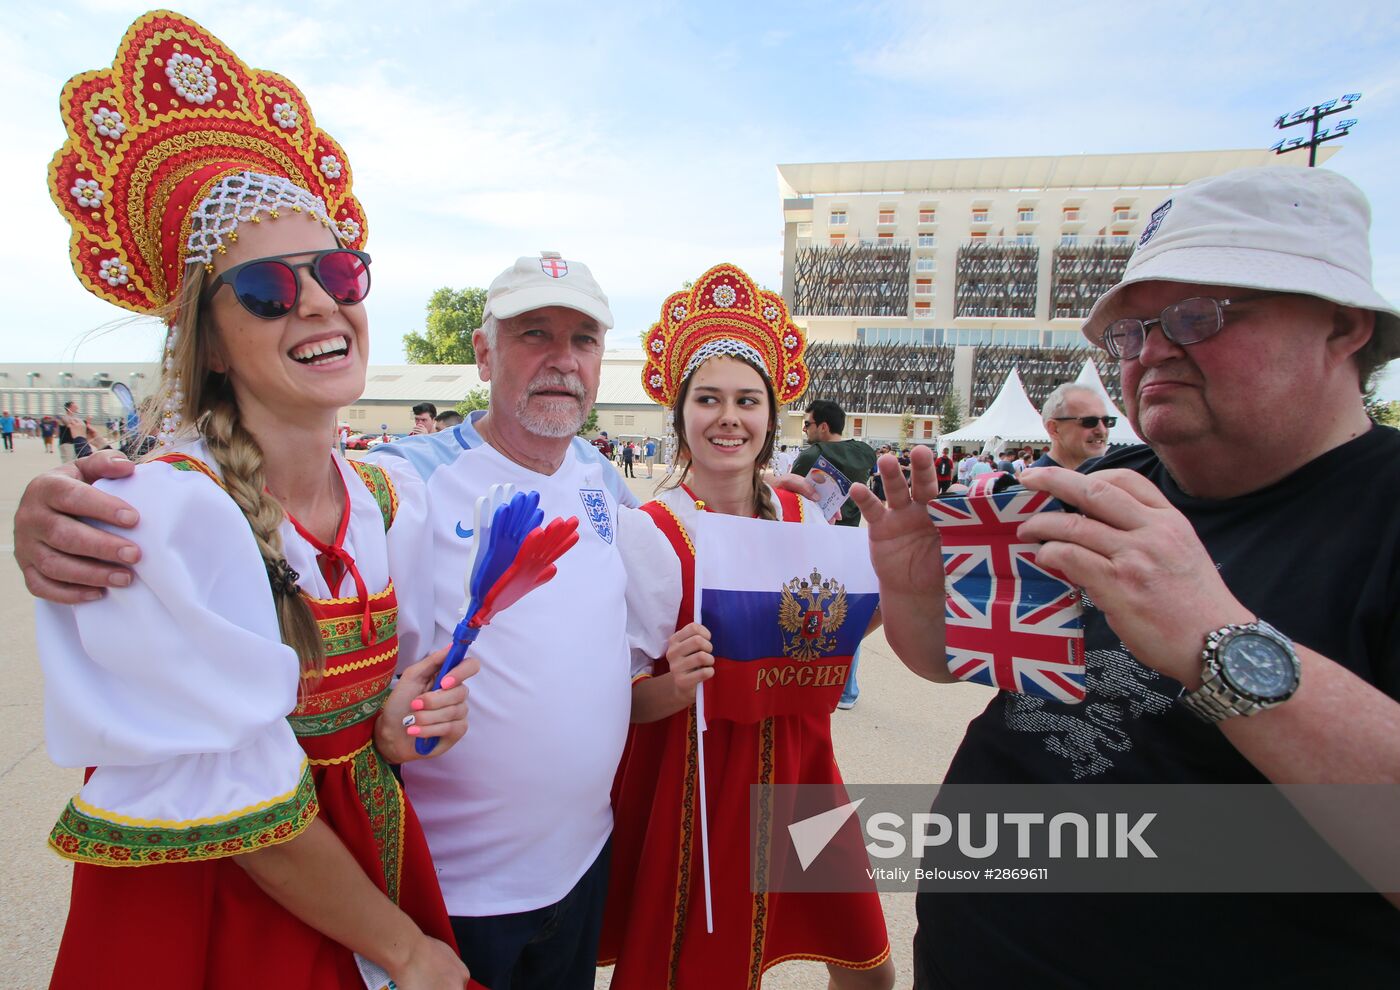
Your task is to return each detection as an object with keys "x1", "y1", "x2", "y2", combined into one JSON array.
[
  {"x1": 36, "y1": 462, "x2": 314, "y2": 867},
  {"x1": 617, "y1": 506, "x2": 682, "y2": 680},
  {"x1": 377, "y1": 456, "x2": 436, "y2": 671}
]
